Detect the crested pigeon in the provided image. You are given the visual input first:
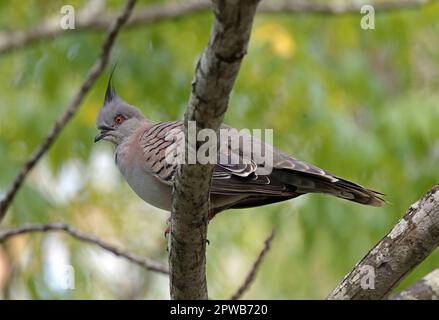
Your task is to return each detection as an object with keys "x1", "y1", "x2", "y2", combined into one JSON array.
[{"x1": 94, "y1": 79, "x2": 385, "y2": 217}]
